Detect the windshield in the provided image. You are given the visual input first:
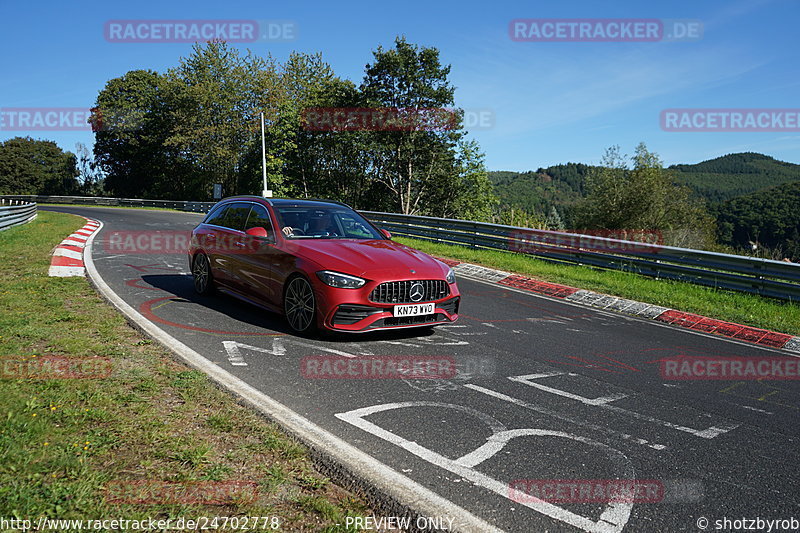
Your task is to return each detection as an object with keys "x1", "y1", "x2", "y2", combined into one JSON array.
[{"x1": 273, "y1": 206, "x2": 383, "y2": 240}]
